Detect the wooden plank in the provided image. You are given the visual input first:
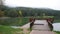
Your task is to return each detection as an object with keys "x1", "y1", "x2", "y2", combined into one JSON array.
[
  {"x1": 30, "y1": 30, "x2": 56, "y2": 34},
  {"x1": 32, "y1": 20, "x2": 50, "y2": 31}
]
